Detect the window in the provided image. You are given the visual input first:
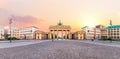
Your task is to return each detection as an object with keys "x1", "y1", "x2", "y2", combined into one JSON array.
[
  {"x1": 88, "y1": 30, "x2": 90, "y2": 32},
  {"x1": 117, "y1": 33, "x2": 119, "y2": 35},
  {"x1": 117, "y1": 37, "x2": 119, "y2": 39},
  {"x1": 114, "y1": 36, "x2": 116, "y2": 39},
  {"x1": 114, "y1": 33, "x2": 116, "y2": 35},
  {"x1": 117, "y1": 31, "x2": 119, "y2": 32}
]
